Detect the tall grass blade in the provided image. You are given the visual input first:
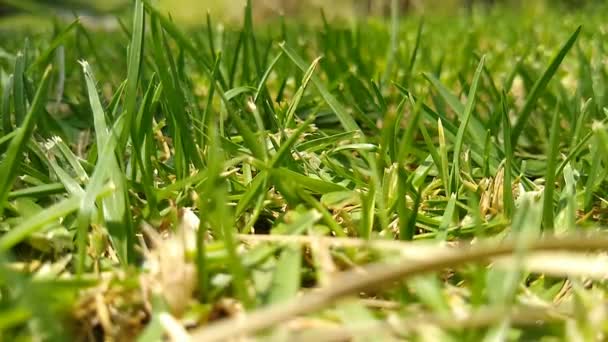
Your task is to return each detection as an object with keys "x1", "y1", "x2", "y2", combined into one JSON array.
[
  {"x1": 0, "y1": 66, "x2": 52, "y2": 216},
  {"x1": 451, "y1": 56, "x2": 485, "y2": 194},
  {"x1": 511, "y1": 26, "x2": 581, "y2": 146}
]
